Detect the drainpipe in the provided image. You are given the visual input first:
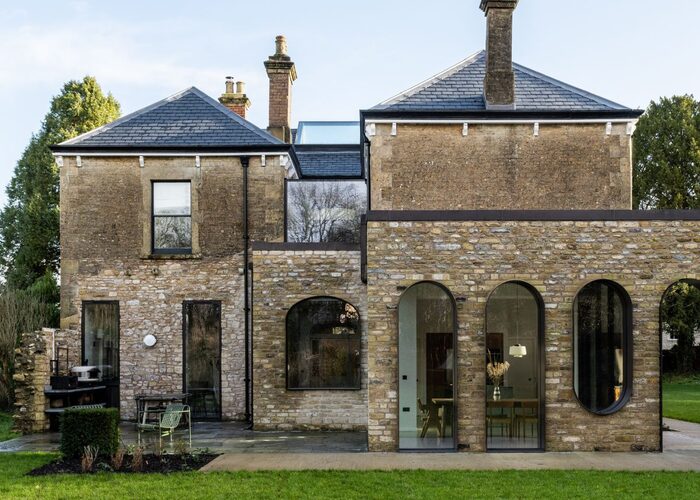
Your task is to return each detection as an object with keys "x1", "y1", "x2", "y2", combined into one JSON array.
[
  {"x1": 242, "y1": 156, "x2": 251, "y2": 424},
  {"x1": 249, "y1": 259, "x2": 254, "y2": 427}
]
